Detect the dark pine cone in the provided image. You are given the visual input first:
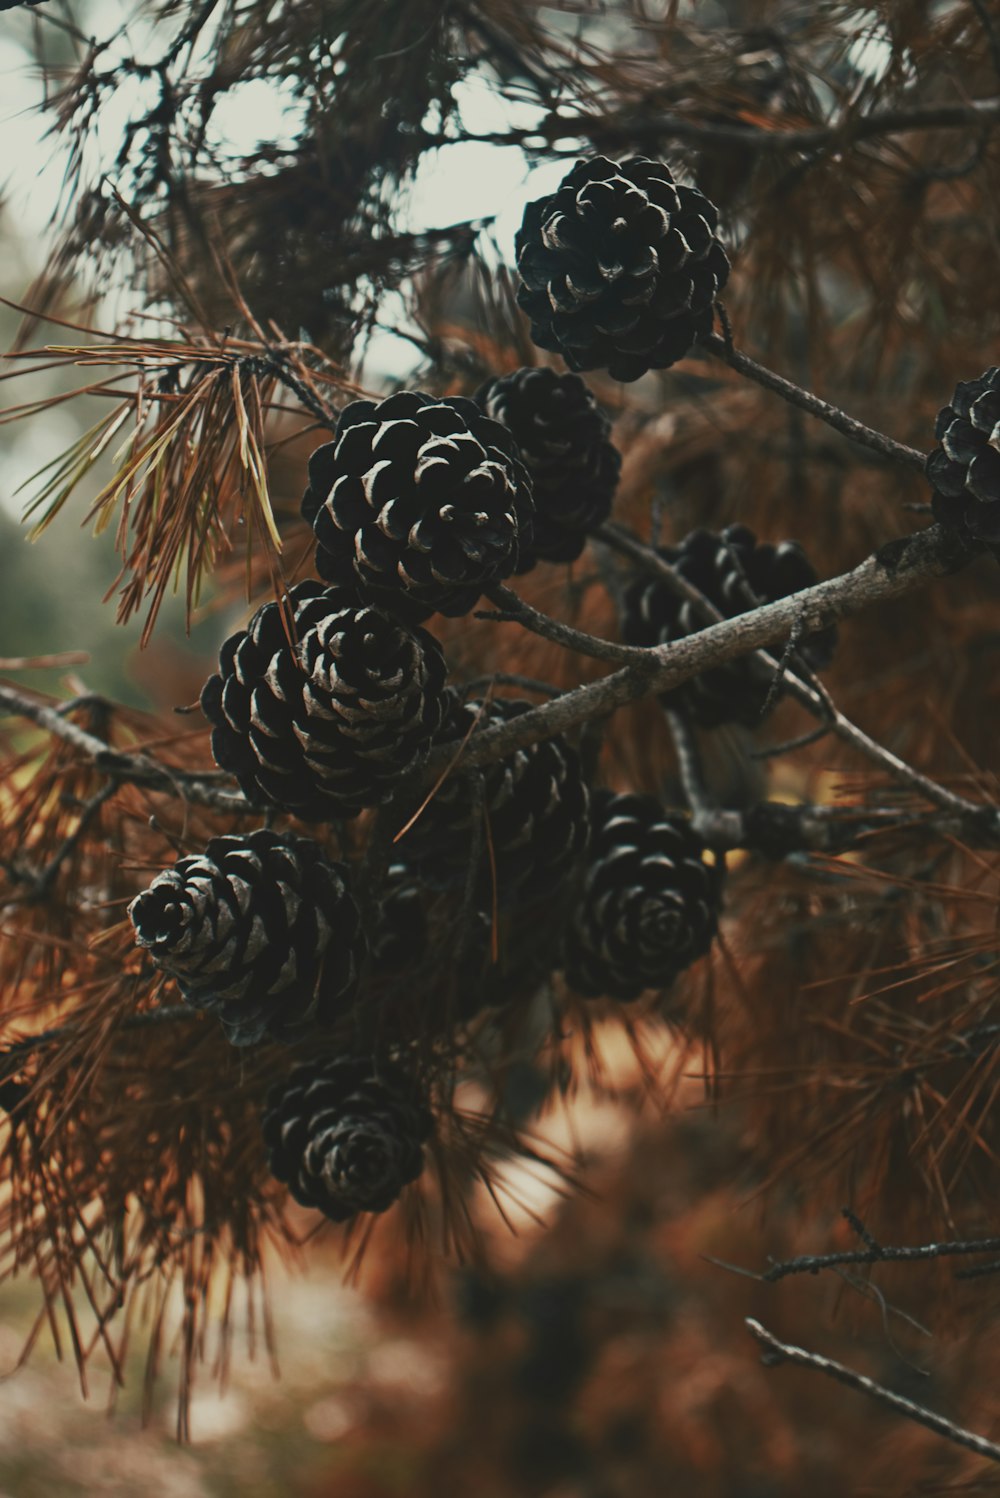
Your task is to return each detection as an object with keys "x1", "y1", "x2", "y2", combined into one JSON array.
[
  {"x1": 399, "y1": 696, "x2": 590, "y2": 906},
  {"x1": 128, "y1": 830, "x2": 365, "y2": 1045},
  {"x1": 621, "y1": 524, "x2": 836, "y2": 728},
  {"x1": 564, "y1": 790, "x2": 723, "y2": 1002},
  {"x1": 262, "y1": 1056, "x2": 433, "y2": 1221},
  {"x1": 515, "y1": 155, "x2": 729, "y2": 382},
  {"x1": 926, "y1": 369, "x2": 1000, "y2": 543},
  {"x1": 200, "y1": 580, "x2": 447, "y2": 821},
  {"x1": 475, "y1": 367, "x2": 621, "y2": 565},
  {"x1": 302, "y1": 391, "x2": 534, "y2": 619},
  {"x1": 369, "y1": 861, "x2": 428, "y2": 974}
]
